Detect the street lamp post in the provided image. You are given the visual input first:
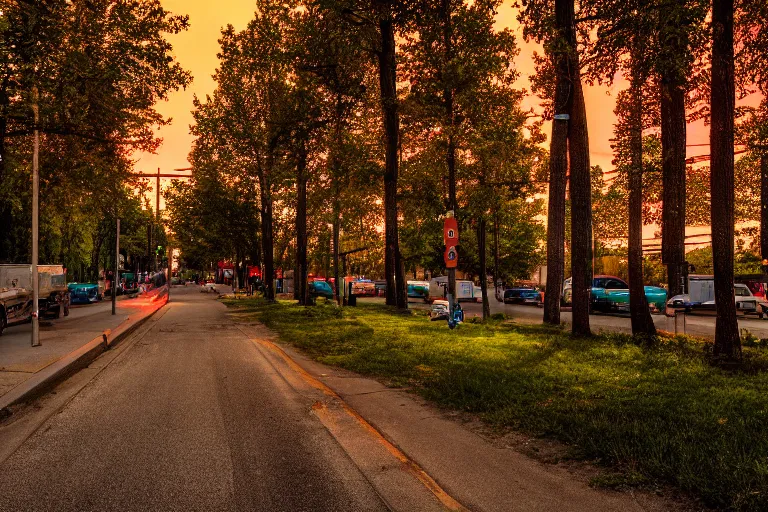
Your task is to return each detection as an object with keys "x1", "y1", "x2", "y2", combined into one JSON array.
[
  {"x1": 113, "y1": 218, "x2": 120, "y2": 315},
  {"x1": 31, "y1": 87, "x2": 40, "y2": 347},
  {"x1": 155, "y1": 168, "x2": 160, "y2": 271}
]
